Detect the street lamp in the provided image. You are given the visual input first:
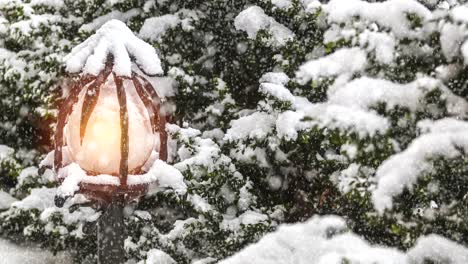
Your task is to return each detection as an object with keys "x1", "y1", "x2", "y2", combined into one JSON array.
[
  {"x1": 53, "y1": 20, "x2": 169, "y2": 264},
  {"x1": 55, "y1": 56, "x2": 169, "y2": 199}
]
